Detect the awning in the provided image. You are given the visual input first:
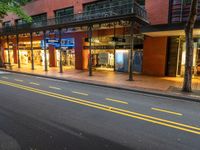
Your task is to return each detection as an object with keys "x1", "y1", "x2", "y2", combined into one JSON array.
[{"x1": 142, "y1": 22, "x2": 200, "y2": 37}]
